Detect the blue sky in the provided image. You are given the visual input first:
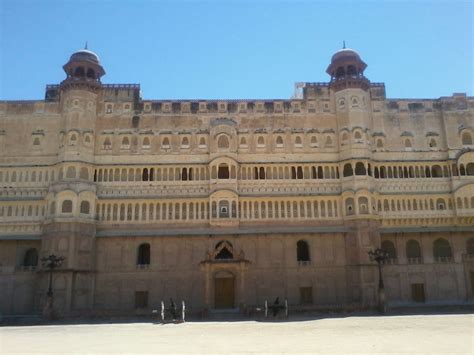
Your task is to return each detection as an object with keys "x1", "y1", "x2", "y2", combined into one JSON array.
[{"x1": 0, "y1": 0, "x2": 472, "y2": 100}]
